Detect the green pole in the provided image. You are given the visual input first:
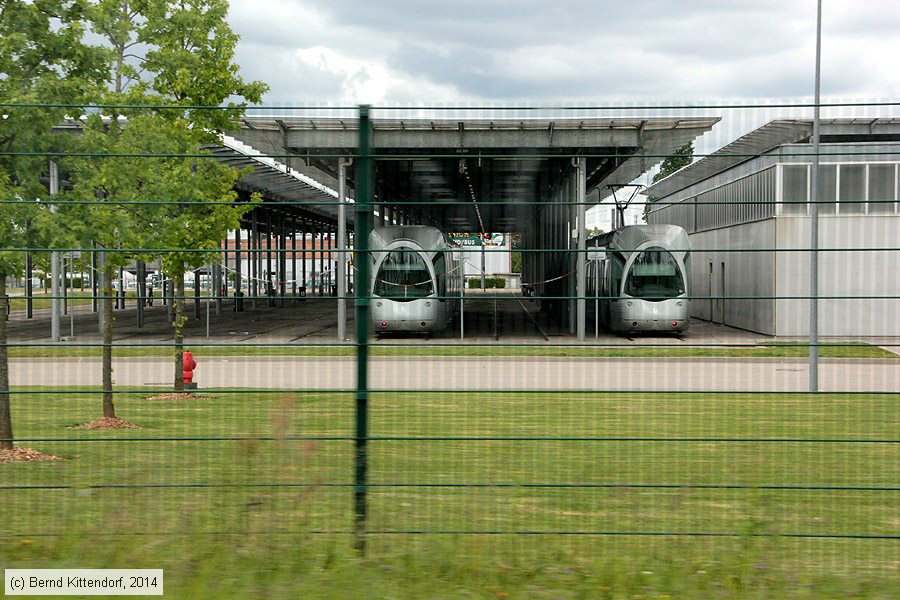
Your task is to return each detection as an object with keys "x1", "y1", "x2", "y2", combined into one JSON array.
[{"x1": 354, "y1": 105, "x2": 373, "y2": 552}]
